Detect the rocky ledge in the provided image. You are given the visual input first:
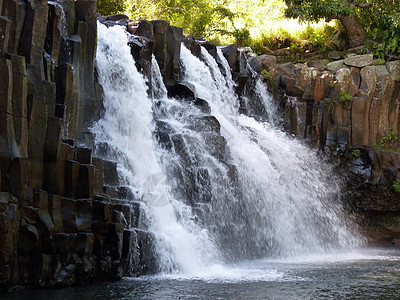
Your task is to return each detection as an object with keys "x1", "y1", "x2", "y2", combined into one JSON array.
[
  {"x1": 1, "y1": 0, "x2": 399, "y2": 292},
  {"x1": 237, "y1": 50, "x2": 400, "y2": 245}
]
